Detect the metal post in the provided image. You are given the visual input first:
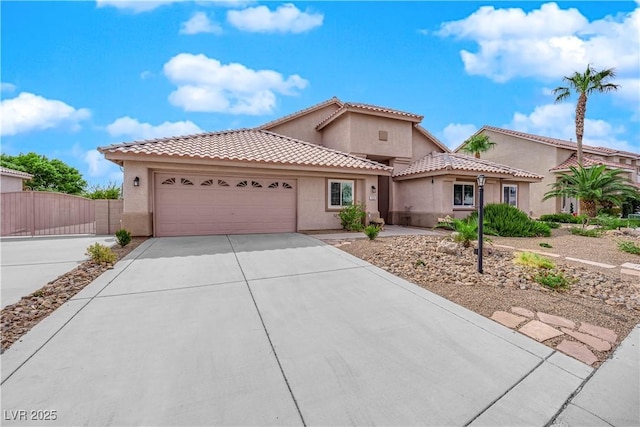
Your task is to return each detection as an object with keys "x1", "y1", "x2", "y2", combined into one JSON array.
[{"x1": 477, "y1": 175, "x2": 485, "y2": 274}]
